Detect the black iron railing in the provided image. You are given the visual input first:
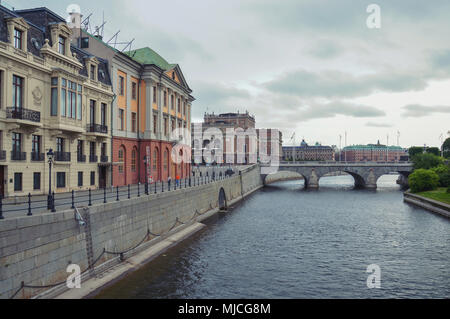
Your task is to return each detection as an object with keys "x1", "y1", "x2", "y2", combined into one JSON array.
[
  {"x1": 0, "y1": 170, "x2": 232, "y2": 219},
  {"x1": 89, "y1": 155, "x2": 98, "y2": 163},
  {"x1": 6, "y1": 107, "x2": 41, "y2": 123},
  {"x1": 77, "y1": 154, "x2": 86, "y2": 162},
  {"x1": 30, "y1": 152, "x2": 44, "y2": 161},
  {"x1": 54, "y1": 151, "x2": 71, "y2": 162},
  {"x1": 87, "y1": 124, "x2": 108, "y2": 134},
  {"x1": 11, "y1": 151, "x2": 26, "y2": 161},
  {"x1": 100, "y1": 155, "x2": 108, "y2": 163}
]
